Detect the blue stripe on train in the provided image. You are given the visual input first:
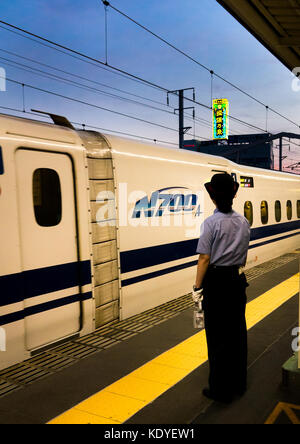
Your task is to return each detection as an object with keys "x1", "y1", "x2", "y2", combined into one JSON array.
[
  {"x1": 0, "y1": 291, "x2": 92, "y2": 326},
  {"x1": 250, "y1": 220, "x2": 300, "y2": 241},
  {"x1": 121, "y1": 231, "x2": 300, "y2": 288},
  {"x1": 0, "y1": 260, "x2": 92, "y2": 307},
  {"x1": 120, "y1": 239, "x2": 198, "y2": 275},
  {"x1": 248, "y1": 230, "x2": 300, "y2": 250},
  {"x1": 122, "y1": 260, "x2": 199, "y2": 288},
  {"x1": 121, "y1": 230, "x2": 300, "y2": 287},
  {"x1": 120, "y1": 220, "x2": 300, "y2": 275},
  {"x1": 0, "y1": 221, "x2": 299, "y2": 320}
]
